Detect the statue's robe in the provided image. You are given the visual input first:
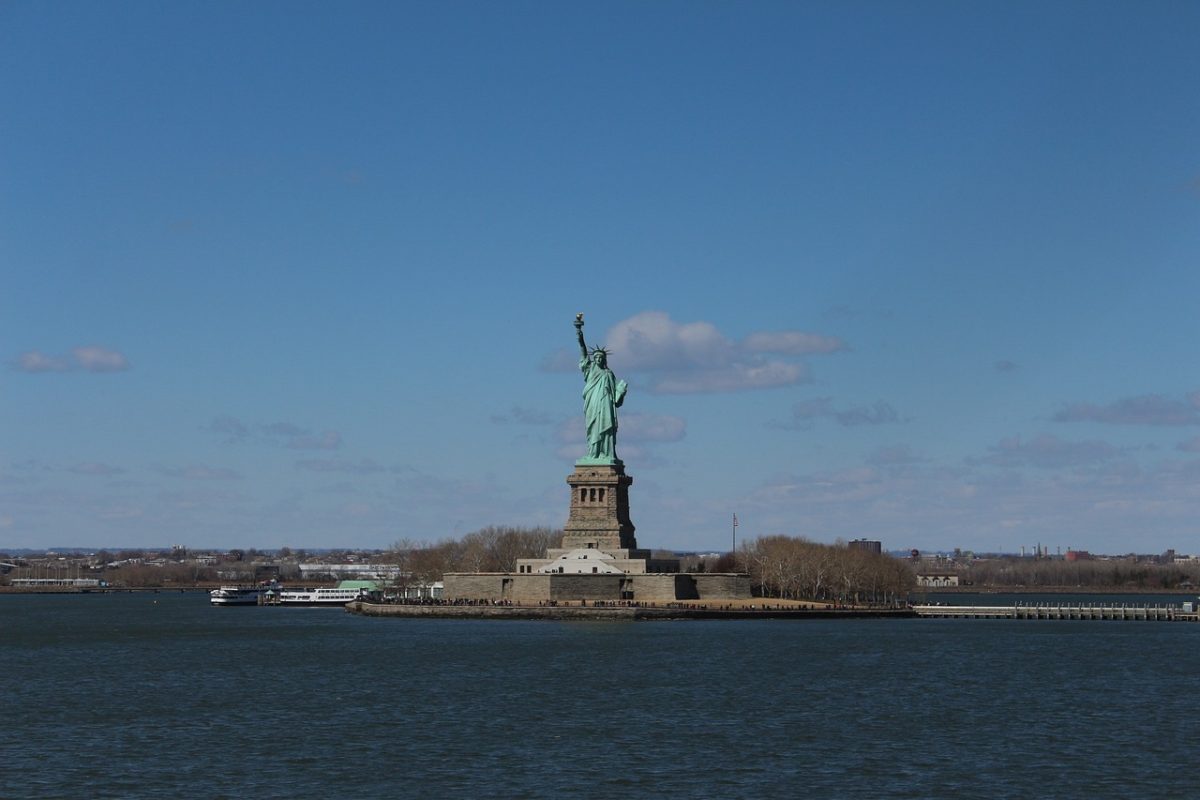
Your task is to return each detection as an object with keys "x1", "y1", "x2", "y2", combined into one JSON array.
[{"x1": 580, "y1": 356, "x2": 627, "y2": 460}]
